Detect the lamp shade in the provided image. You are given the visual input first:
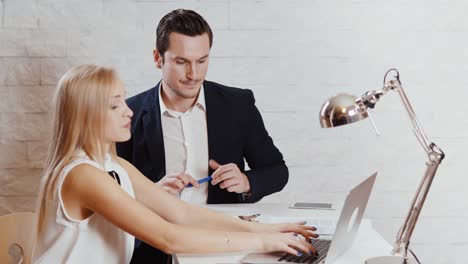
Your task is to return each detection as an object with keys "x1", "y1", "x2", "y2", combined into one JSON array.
[{"x1": 319, "y1": 93, "x2": 368, "y2": 128}]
